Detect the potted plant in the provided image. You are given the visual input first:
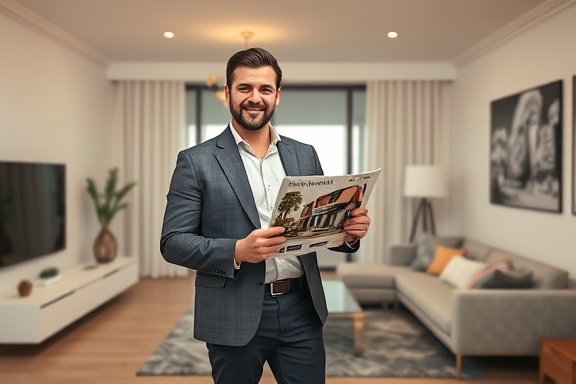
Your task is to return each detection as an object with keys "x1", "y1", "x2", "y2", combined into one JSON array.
[{"x1": 86, "y1": 168, "x2": 136, "y2": 263}]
